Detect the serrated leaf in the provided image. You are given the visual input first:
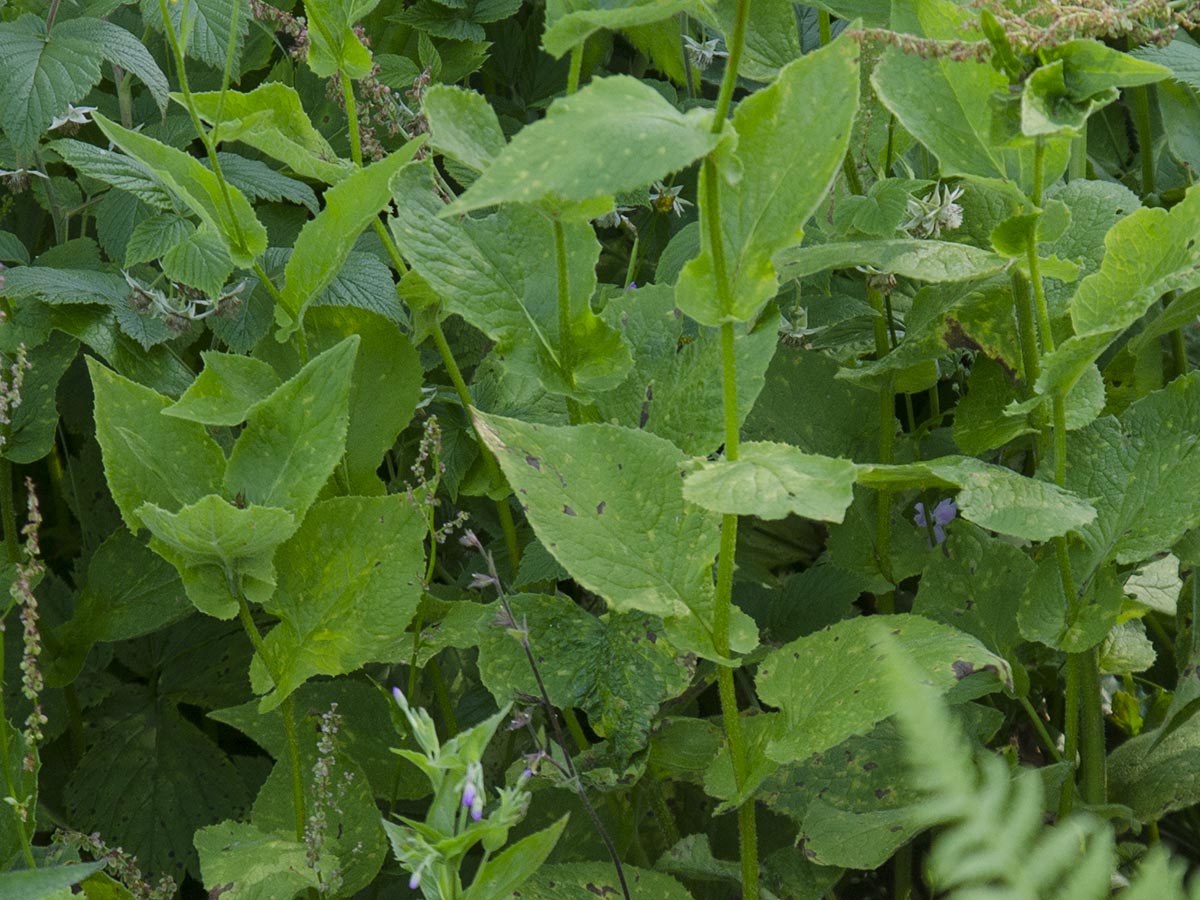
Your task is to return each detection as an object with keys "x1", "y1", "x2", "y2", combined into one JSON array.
[
  {"x1": 161, "y1": 225, "x2": 235, "y2": 297},
  {"x1": 253, "y1": 494, "x2": 426, "y2": 709},
  {"x1": 2, "y1": 266, "x2": 128, "y2": 306},
  {"x1": 208, "y1": 153, "x2": 319, "y2": 213},
  {"x1": 310, "y1": 251, "x2": 405, "y2": 322},
  {"x1": 224, "y1": 336, "x2": 358, "y2": 515},
  {"x1": 423, "y1": 84, "x2": 506, "y2": 174},
  {"x1": 164, "y1": 352, "x2": 282, "y2": 426},
  {"x1": 195, "y1": 822, "x2": 318, "y2": 900},
  {"x1": 448, "y1": 75, "x2": 720, "y2": 215},
  {"x1": 125, "y1": 213, "x2": 194, "y2": 266},
  {"x1": 4, "y1": 331, "x2": 77, "y2": 463},
  {"x1": 475, "y1": 412, "x2": 758, "y2": 662},
  {"x1": 145, "y1": 0, "x2": 249, "y2": 70},
  {"x1": 304, "y1": 0, "x2": 379, "y2": 78},
  {"x1": 65, "y1": 17, "x2": 170, "y2": 114},
  {"x1": 677, "y1": 36, "x2": 859, "y2": 325},
  {"x1": 757, "y1": 614, "x2": 1010, "y2": 763},
  {"x1": 88, "y1": 357, "x2": 226, "y2": 532},
  {"x1": 52, "y1": 139, "x2": 177, "y2": 208},
  {"x1": 275, "y1": 144, "x2": 419, "y2": 338},
  {"x1": 92, "y1": 112, "x2": 267, "y2": 266},
  {"x1": 477, "y1": 594, "x2": 692, "y2": 755},
  {"x1": 777, "y1": 239, "x2": 1008, "y2": 283},
  {"x1": 188, "y1": 83, "x2": 352, "y2": 185},
  {"x1": 542, "y1": 0, "x2": 694, "y2": 58},
  {"x1": 683, "y1": 441, "x2": 857, "y2": 522},
  {"x1": 856, "y1": 455, "x2": 1095, "y2": 541},
  {"x1": 1110, "y1": 713, "x2": 1200, "y2": 820},
  {"x1": 139, "y1": 495, "x2": 298, "y2": 619}
]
